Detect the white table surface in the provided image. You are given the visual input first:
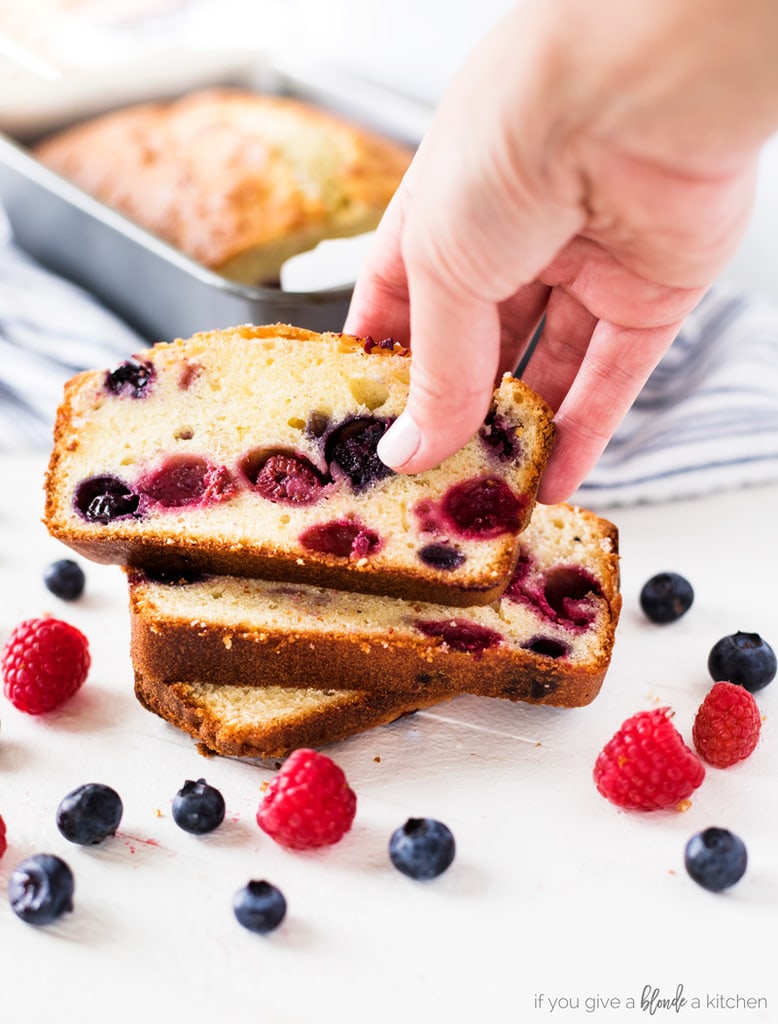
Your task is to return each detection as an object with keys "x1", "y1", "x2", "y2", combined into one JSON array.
[{"x1": 1, "y1": 452, "x2": 777, "y2": 1024}]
